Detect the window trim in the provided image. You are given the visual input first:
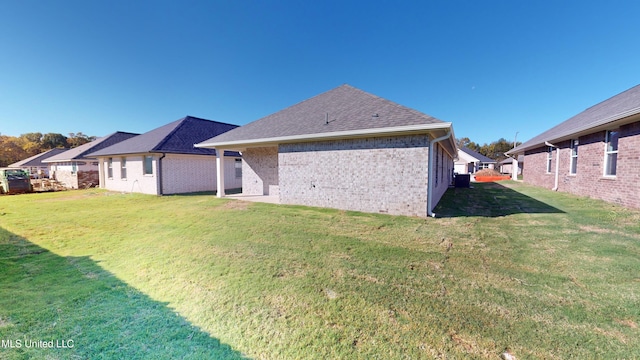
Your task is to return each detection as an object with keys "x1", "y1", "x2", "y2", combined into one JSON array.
[
  {"x1": 143, "y1": 155, "x2": 154, "y2": 176},
  {"x1": 107, "y1": 158, "x2": 113, "y2": 179},
  {"x1": 546, "y1": 146, "x2": 553, "y2": 173},
  {"x1": 120, "y1": 157, "x2": 127, "y2": 180},
  {"x1": 604, "y1": 130, "x2": 619, "y2": 177},
  {"x1": 569, "y1": 139, "x2": 578, "y2": 175}
]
